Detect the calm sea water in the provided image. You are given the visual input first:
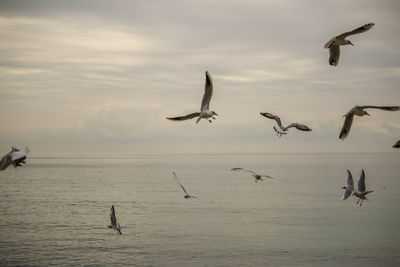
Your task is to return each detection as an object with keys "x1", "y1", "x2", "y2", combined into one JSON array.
[{"x1": 0, "y1": 153, "x2": 399, "y2": 266}]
